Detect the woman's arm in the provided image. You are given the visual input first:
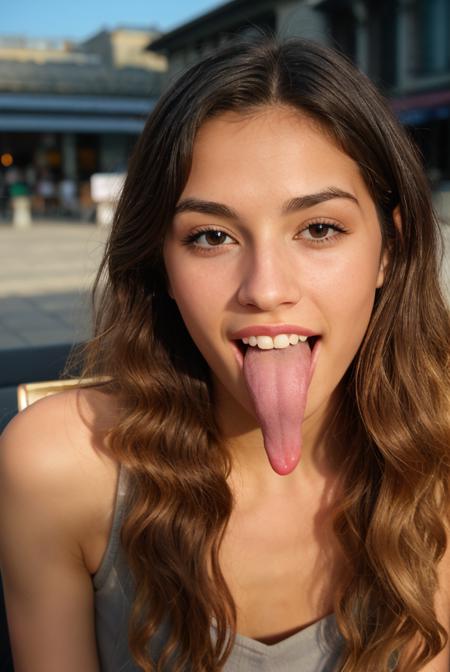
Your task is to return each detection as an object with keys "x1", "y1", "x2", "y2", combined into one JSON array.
[{"x1": 0, "y1": 400, "x2": 101, "y2": 672}]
